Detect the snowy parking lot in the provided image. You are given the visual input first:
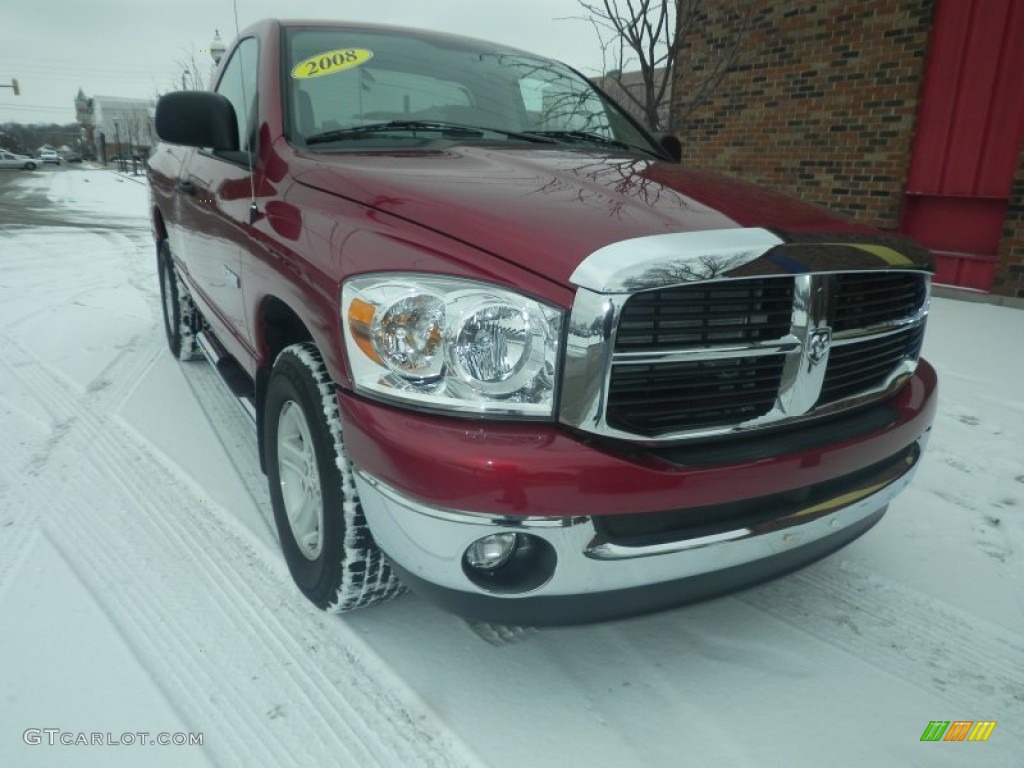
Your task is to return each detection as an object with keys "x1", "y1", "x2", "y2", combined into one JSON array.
[{"x1": 0, "y1": 168, "x2": 1021, "y2": 767}]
